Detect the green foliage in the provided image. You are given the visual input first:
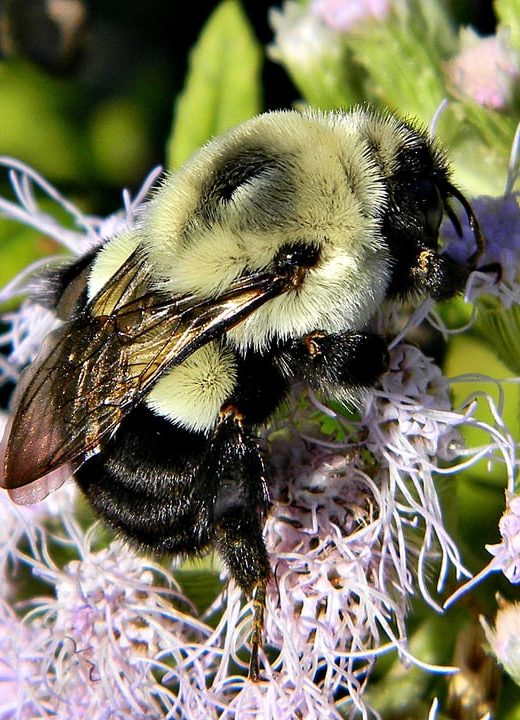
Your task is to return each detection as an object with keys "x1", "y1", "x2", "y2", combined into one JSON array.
[
  {"x1": 366, "y1": 614, "x2": 459, "y2": 718},
  {"x1": 495, "y1": 0, "x2": 520, "y2": 52},
  {"x1": 347, "y1": 0, "x2": 456, "y2": 122},
  {"x1": 0, "y1": 61, "x2": 86, "y2": 180},
  {"x1": 475, "y1": 297, "x2": 520, "y2": 376},
  {"x1": 0, "y1": 218, "x2": 67, "y2": 308},
  {"x1": 89, "y1": 98, "x2": 152, "y2": 186},
  {"x1": 446, "y1": 111, "x2": 516, "y2": 195},
  {"x1": 167, "y1": 0, "x2": 262, "y2": 169}
]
